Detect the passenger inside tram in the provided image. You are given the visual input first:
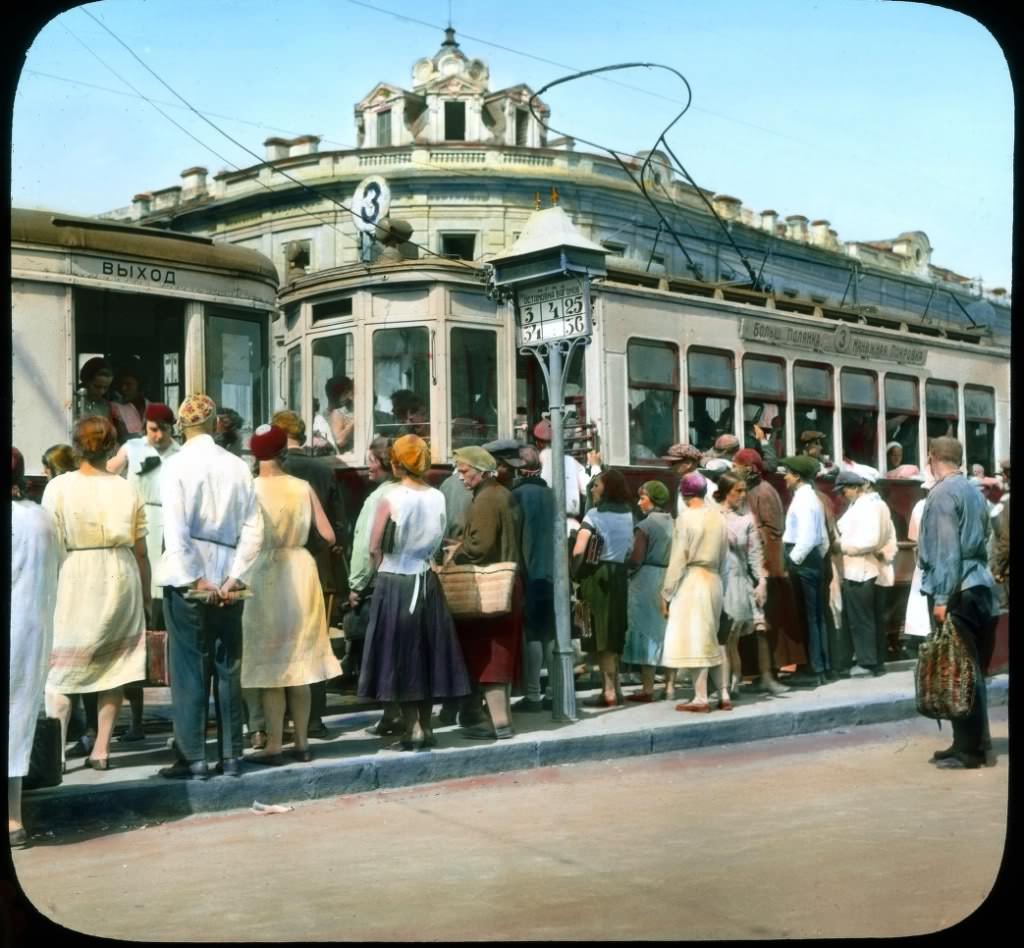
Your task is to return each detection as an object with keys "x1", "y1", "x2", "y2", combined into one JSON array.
[
  {"x1": 841, "y1": 408, "x2": 878, "y2": 465},
  {"x1": 325, "y1": 375, "x2": 355, "y2": 453}
]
